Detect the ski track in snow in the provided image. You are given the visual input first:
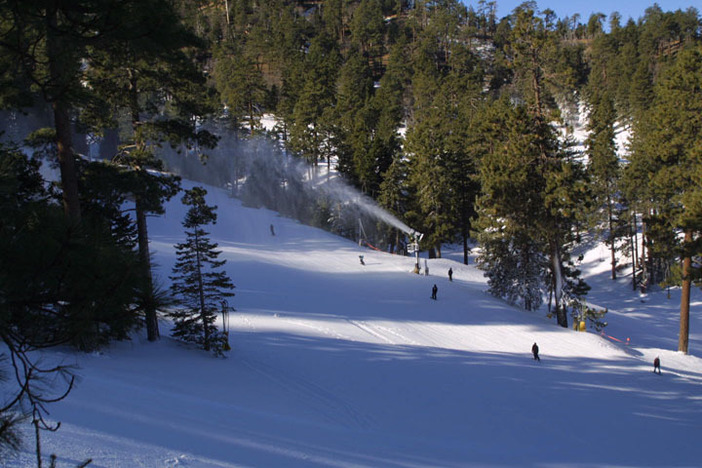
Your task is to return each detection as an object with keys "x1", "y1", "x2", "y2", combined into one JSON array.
[
  {"x1": 240, "y1": 356, "x2": 375, "y2": 430},
  {"x1": 347, "y1": 320, "x2": 398, "y2": 345}
]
